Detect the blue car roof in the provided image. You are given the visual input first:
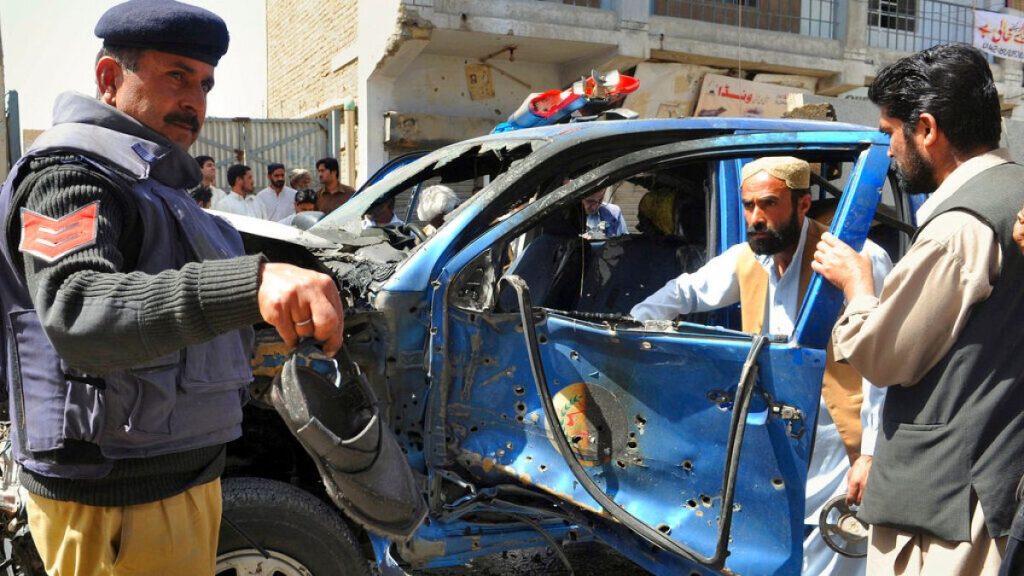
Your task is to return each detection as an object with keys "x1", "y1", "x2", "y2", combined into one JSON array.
[{"x1": 456, "y1": 117, "x2": 881, "y2": 145}]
